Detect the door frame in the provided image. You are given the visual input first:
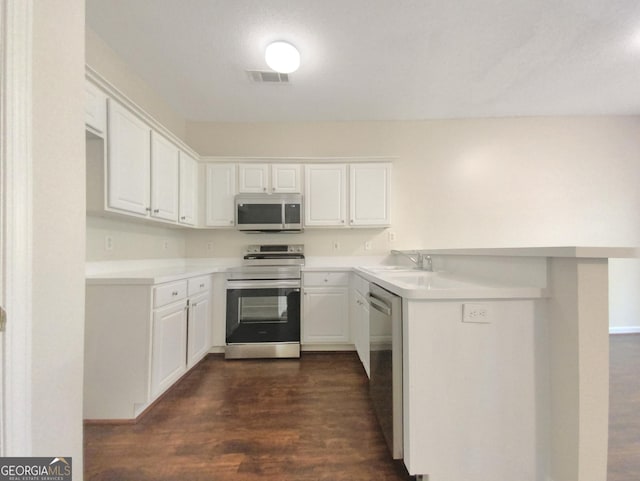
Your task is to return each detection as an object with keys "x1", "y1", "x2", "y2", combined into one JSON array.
[{"x1": 0, "y1": 0, "x2": 33, "y2": 456}]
